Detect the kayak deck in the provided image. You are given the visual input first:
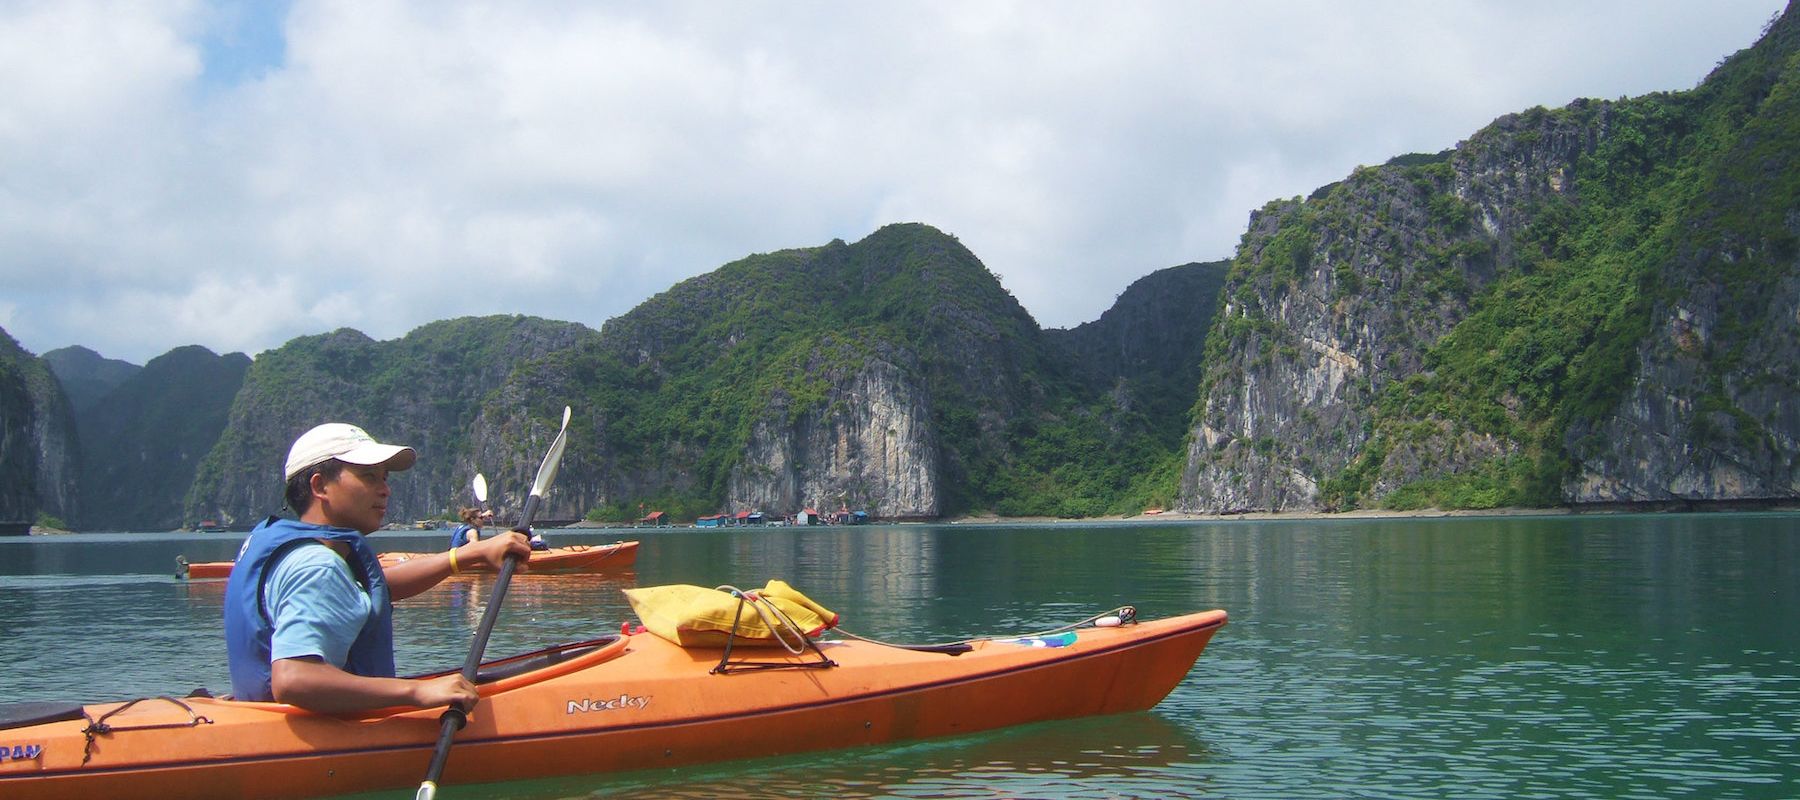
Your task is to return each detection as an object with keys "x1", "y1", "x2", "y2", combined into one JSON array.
[{"x1": 0, "y1": 609, "x2": 1226, "y2": 799}]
